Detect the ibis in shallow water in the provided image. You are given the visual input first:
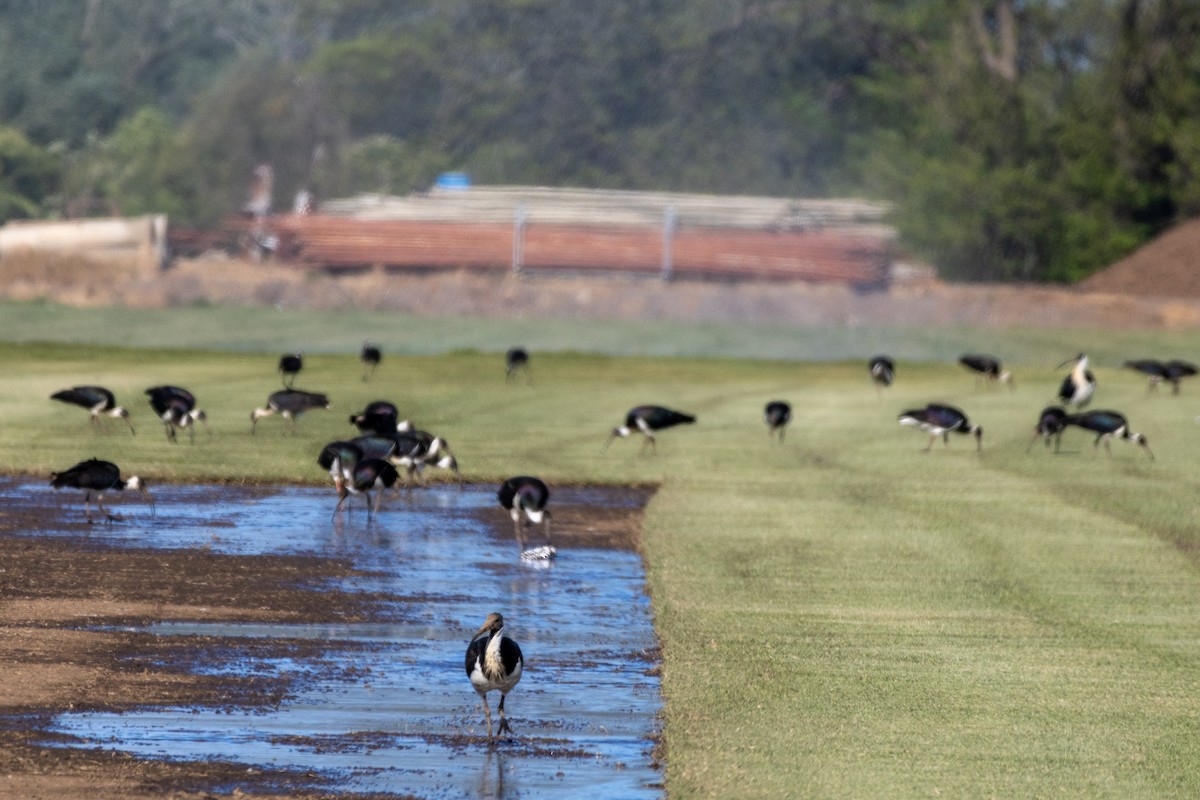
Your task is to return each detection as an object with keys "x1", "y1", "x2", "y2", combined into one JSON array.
[
  {"x1": 251, "y1": 389, "x2": 330, "y2": 434},
  {"x1": 764, "y1": 400, "x2": 792, "y2": 442},
  {"x1": 465, "y1": 612, "x2": 524, "y2": 740},
  {"x1": 50, "y1": 386, "x2": 135, "y2": 434},
  {"x1": 333, "y1": 457, "x2": 399, "y2": 518},
  {"x1": 50, "y1": 458, "x2": 153, "y2": 523},
  {"x1": 603, "y1": 405, "x2": 696, "y2": 454},
  {"x1": 1063, "y1": 409, "x2": 1153, "y2": 459},
  {"x1": 898, "y1": 403, "x2": 983, "y2": 452},
  {"x1": 498, "y1": 476, "x2": 554, "y2": 557}
]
